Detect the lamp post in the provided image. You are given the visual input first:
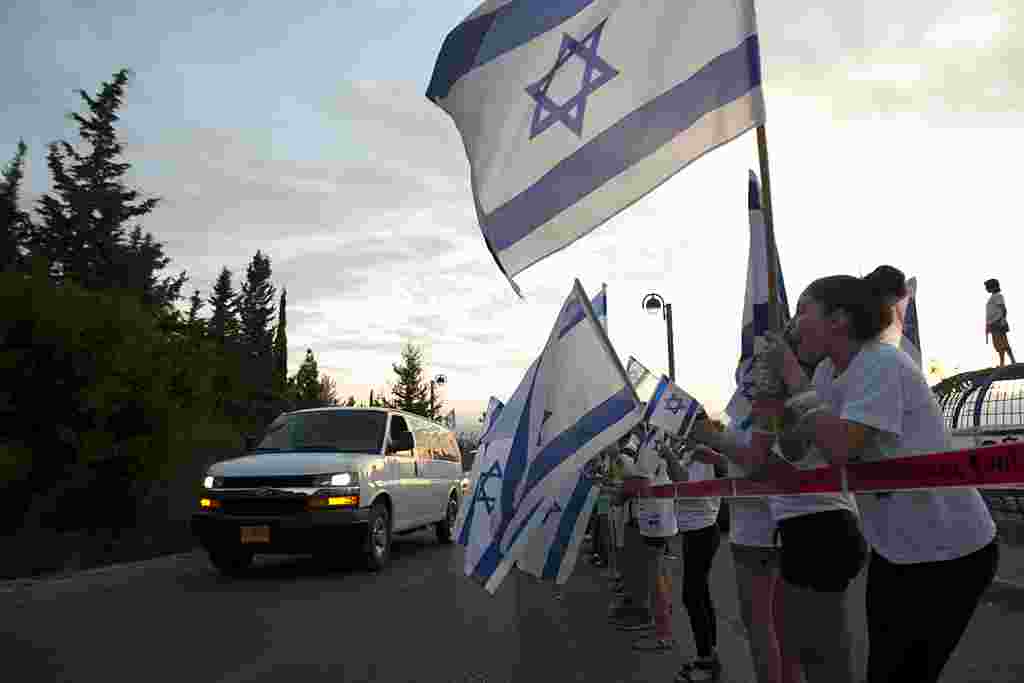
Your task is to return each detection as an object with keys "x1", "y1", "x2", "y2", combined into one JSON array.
[
  {"x1": 430, "y1": 374, "x2": 447, "y2": 423},
  {"x1": 641, "y1": 293, "x2": 675, "y2": 381}
]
